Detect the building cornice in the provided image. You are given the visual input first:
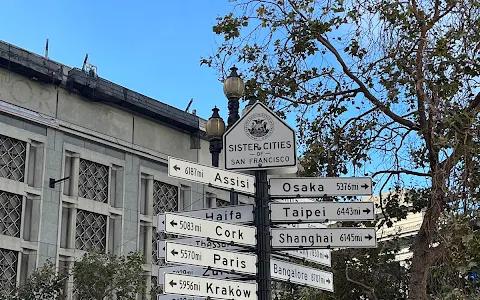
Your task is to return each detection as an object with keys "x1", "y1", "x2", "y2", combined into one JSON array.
[{"x1": 0, "y1": 40, "x2": 201, "y2": 134}]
